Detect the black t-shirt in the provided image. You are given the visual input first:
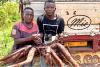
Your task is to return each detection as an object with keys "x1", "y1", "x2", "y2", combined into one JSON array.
[{"x1": 37, "y1": 15, "x2": 65, "y2": 43}]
